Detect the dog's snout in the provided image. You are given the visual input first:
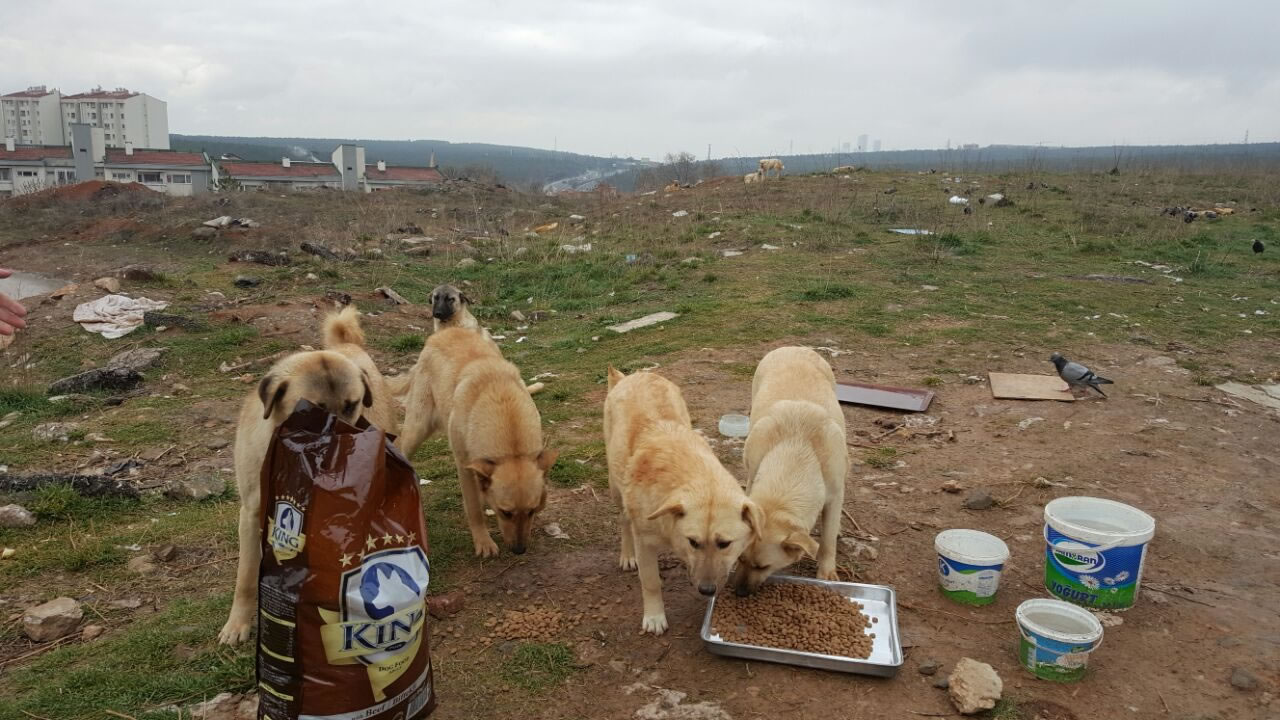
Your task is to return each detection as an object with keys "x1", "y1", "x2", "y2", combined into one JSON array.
[
  {"x1": 734, "y1": 584, "x2": 751, "y2": 597},
  {"x1": 698, "y1": 583, "x2": 718, "y2": 597},
  {"x1": 511, "y1": 544, "x2": 527, "y2": 555}
]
